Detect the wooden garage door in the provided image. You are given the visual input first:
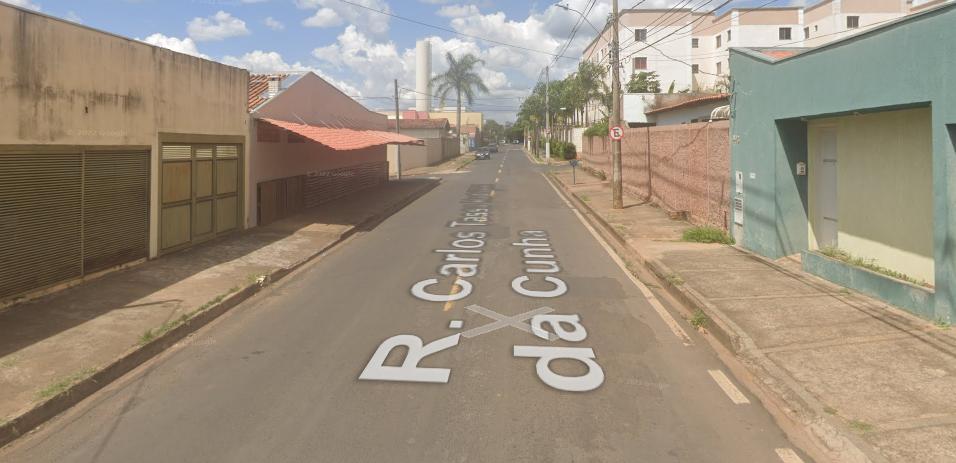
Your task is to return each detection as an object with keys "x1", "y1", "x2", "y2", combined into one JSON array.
[
  {"x1": 0, "y1": 150, "x2": 149, "y2": 300},
  {"x1": 160, "y1": 143, "x2": 241, "y2": 252}
]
